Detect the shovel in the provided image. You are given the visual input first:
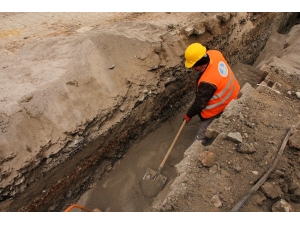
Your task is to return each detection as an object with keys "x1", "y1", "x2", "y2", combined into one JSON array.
[{"x1": 143, "y1": 119, "x2": 186, "y2": 185}]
